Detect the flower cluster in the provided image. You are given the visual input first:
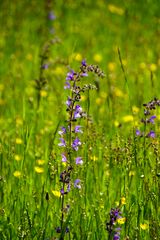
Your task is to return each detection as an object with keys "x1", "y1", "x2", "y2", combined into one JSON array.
[
  {"x1": 56, "y1": 60, "x2": 104, "y2": 235},
  {"x1": 136, "y1": 98, "x2": 160, "y2": 138},
  {"x1": 106, "y1": 208, "x2": 123, "y2": 240}
]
